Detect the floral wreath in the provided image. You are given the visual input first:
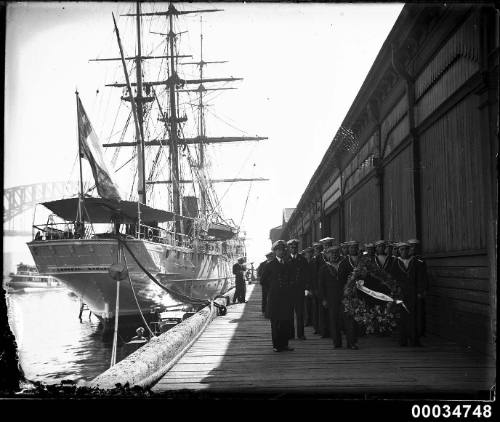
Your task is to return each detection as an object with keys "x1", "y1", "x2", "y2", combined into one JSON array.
[{"x1": 342, "y1": 257, "x2": 402, "y2": 334}]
